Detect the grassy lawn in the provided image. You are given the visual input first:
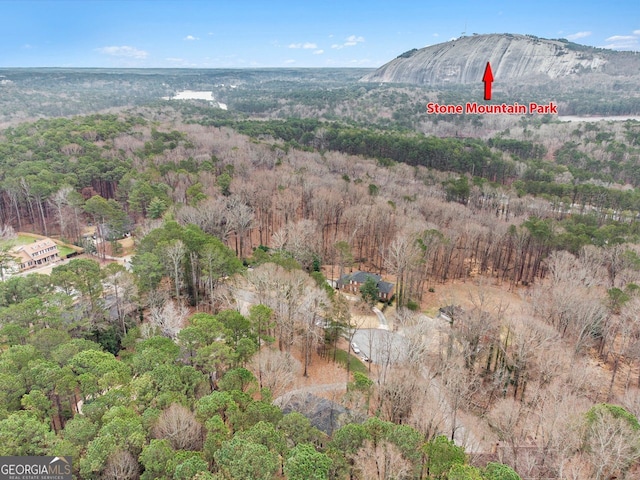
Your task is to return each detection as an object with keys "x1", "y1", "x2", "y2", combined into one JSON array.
[
  {"x1": 333, "y1": 348, "x2": 370, "y2": 375},
  {"x1": 57, "y1": 245, "x2": 76, "y2": 258},
  {"x1": 0, "y1": 234, "x2": 40, "y2": 249},
  {"x1": 0, "y1": 234, "x2": 79, "y2": 259}
]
